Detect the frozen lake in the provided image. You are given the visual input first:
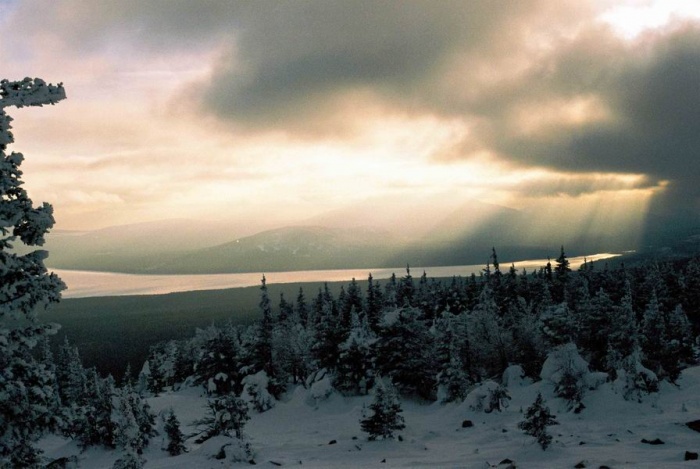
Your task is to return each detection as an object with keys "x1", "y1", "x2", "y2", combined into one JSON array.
[{"x1": 55, "y1": 253, "x2": 620, "y2": 298}]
